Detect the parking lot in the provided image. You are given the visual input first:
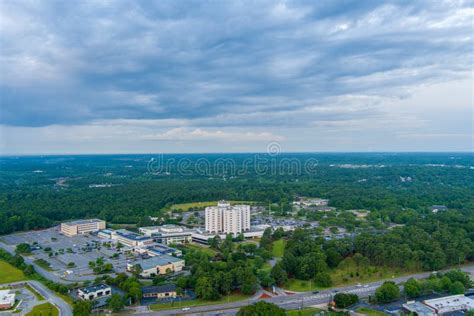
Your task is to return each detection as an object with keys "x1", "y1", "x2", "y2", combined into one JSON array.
[{"x1": 0, "y1": 227, "x2": 130, "y2": 282}]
